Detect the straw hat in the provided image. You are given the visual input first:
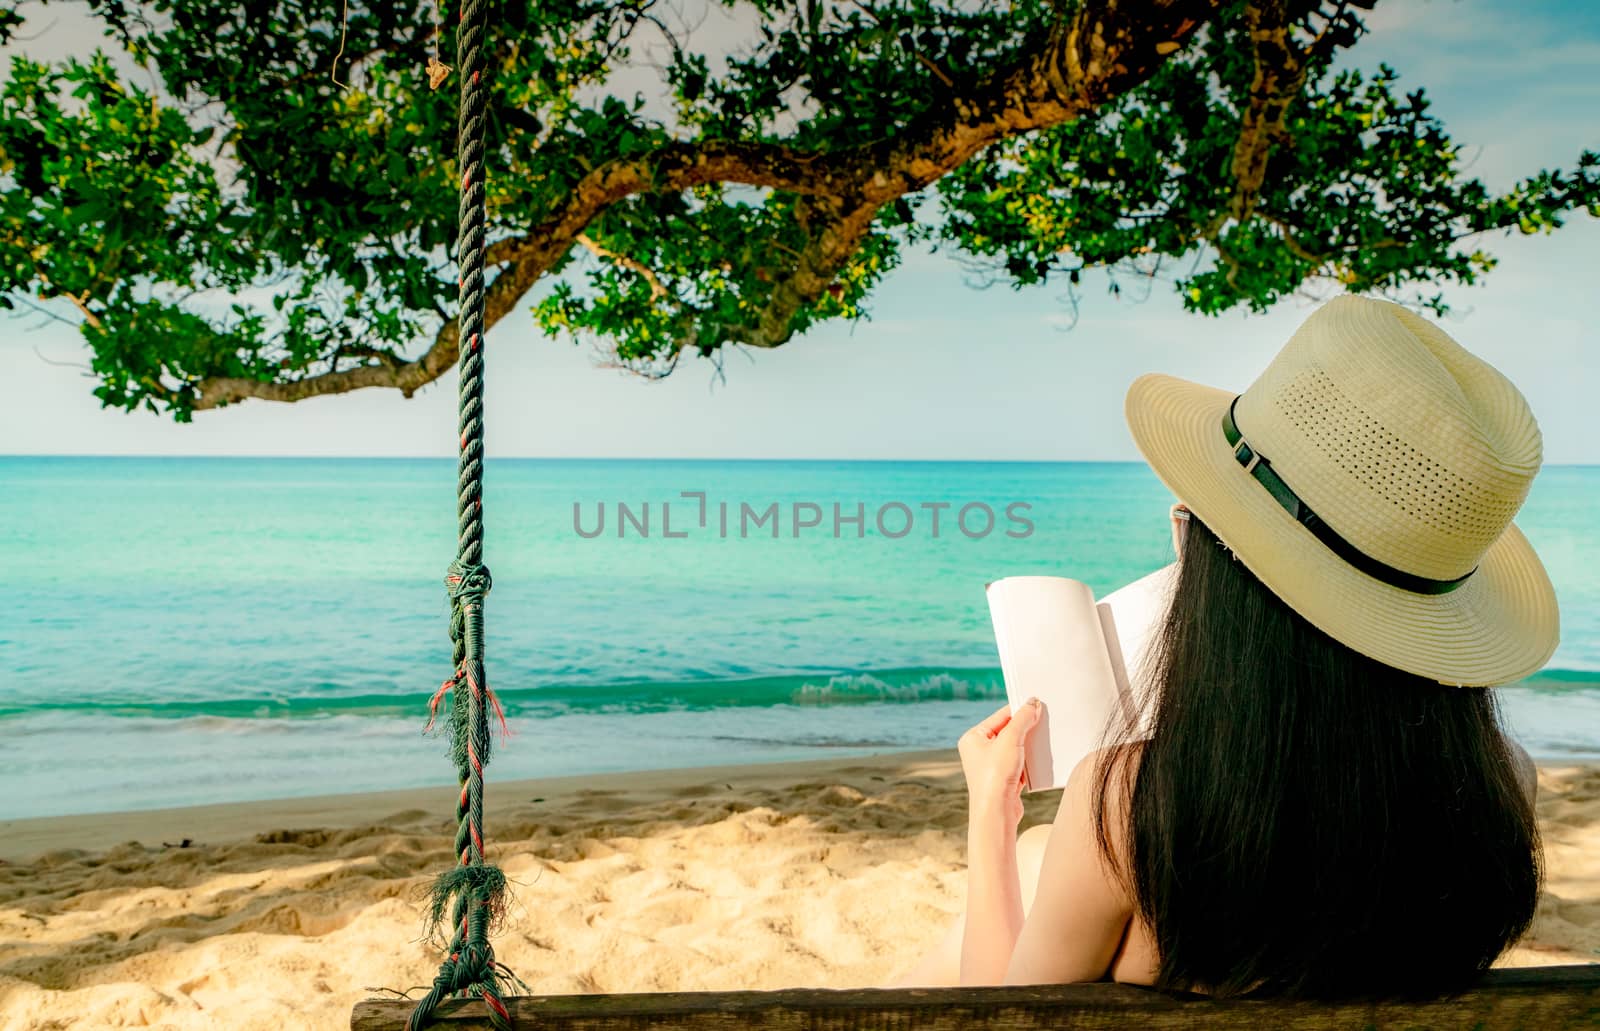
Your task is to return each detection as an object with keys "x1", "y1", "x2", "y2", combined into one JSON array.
[{"x1": 1125, "y1": 294, "x2": 1559, "y2": 686}]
